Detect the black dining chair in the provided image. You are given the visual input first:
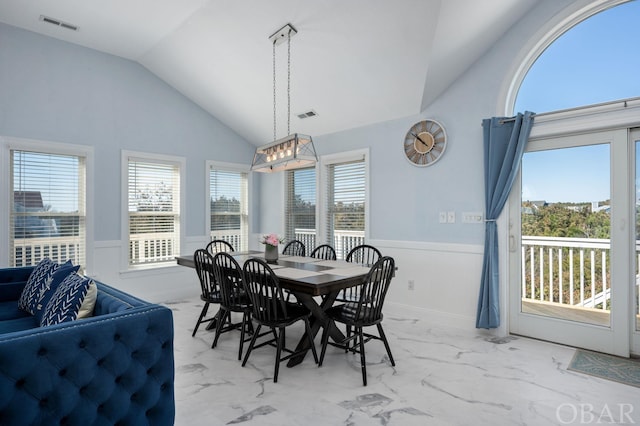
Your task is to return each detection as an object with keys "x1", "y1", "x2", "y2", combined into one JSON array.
[
  {"x1": 241, "y1": 258, "x2": 318, "y2": 383},
  {"x1": 335, "y1": 244, "x2": 382, "y2": 303},
  {"x1": 310, "y1": 244, "x2": 337, "y2": 260},
  {"x1": 206, "y1": 239, "x2": 235, "y2": 255},
  {"x1": 192, "y1": 249, "x2": 225, "y2": 337},
  {"x1": 211, "y1": 252, "x2": 254, "y2": 360},
  {"x1": 318, "y1": 256, "x2": 396, "y2": 386},
  {"x1": 282, "y1": 239, "x2": 306, "y2": 256}
]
